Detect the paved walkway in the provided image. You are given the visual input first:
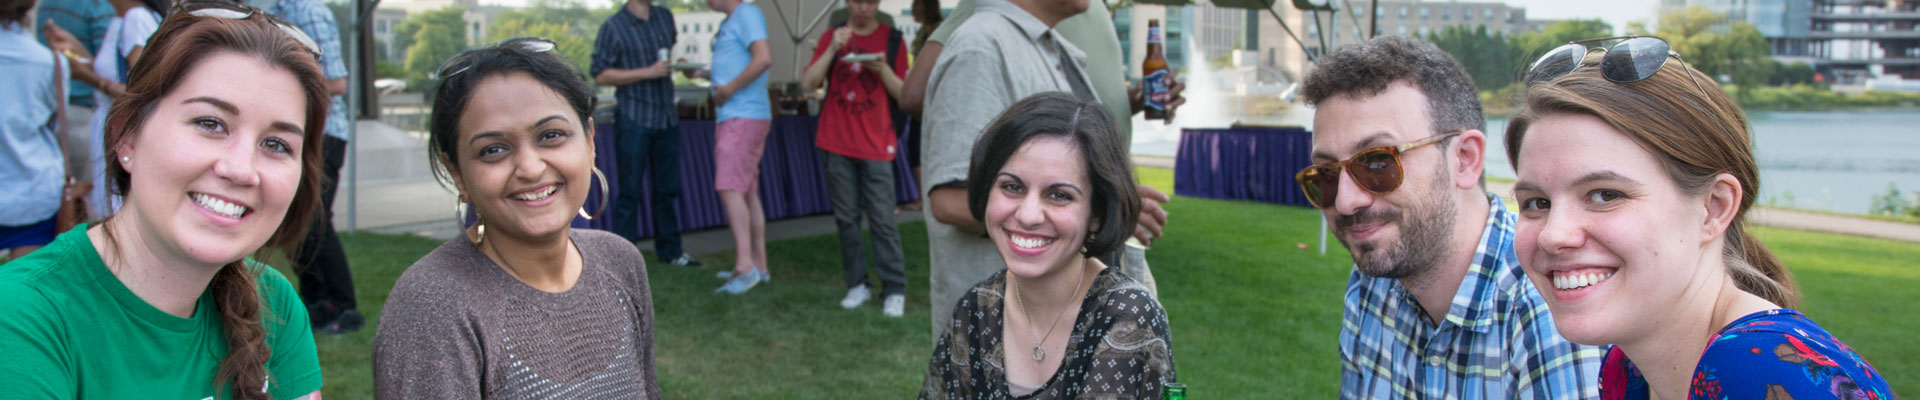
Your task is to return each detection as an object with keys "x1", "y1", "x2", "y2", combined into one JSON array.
[{"x1": 1485, "y1": 181, "x2": 1920, "y2": 243}]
